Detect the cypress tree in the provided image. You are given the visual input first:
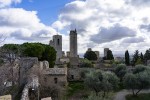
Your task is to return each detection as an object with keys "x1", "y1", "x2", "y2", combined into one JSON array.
[{"x1": 125, "y1": 50, "x2": 130, "y2": 66}]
